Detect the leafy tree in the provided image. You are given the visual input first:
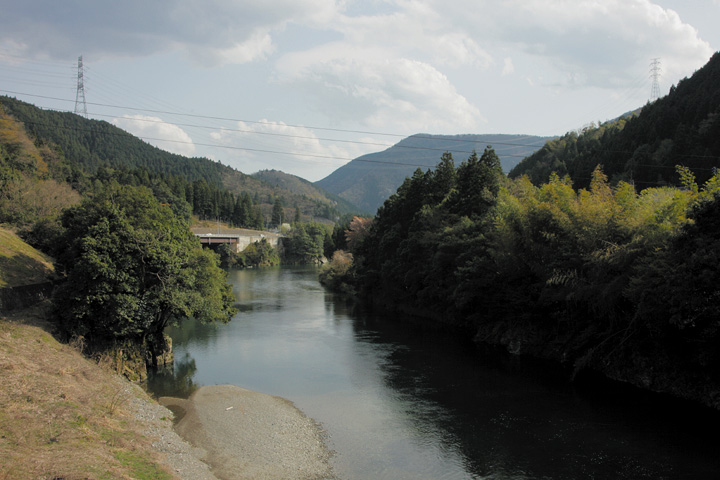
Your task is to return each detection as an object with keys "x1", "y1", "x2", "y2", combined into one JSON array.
[
  {"x1": 426, "y1": 151, "x2": 456, "y2": 204},
  {"x1": 285, "y1": 222, "x2": 328, "y2": 263},
  {"x1": 629, "y1": 189, "x2": 720, "y2": 371},
  {"x1": 52, "y1": 184, "x2": 236, "y2": 360},
  {"x1": 345, "y1": 216, "x2": 374, "y2": 252},
  {"x1": 319, "y1": 250, "x2": 355, "y2": 294},
  {"x1": 241, "y1": 238, "x2": 280, "y2": 267},
  {"x1": 329, "y1": 213, "x2": 355, "y2": 253},
  {"x1": 510, "y1": 52, "x2": 720, "y2": 190}
]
